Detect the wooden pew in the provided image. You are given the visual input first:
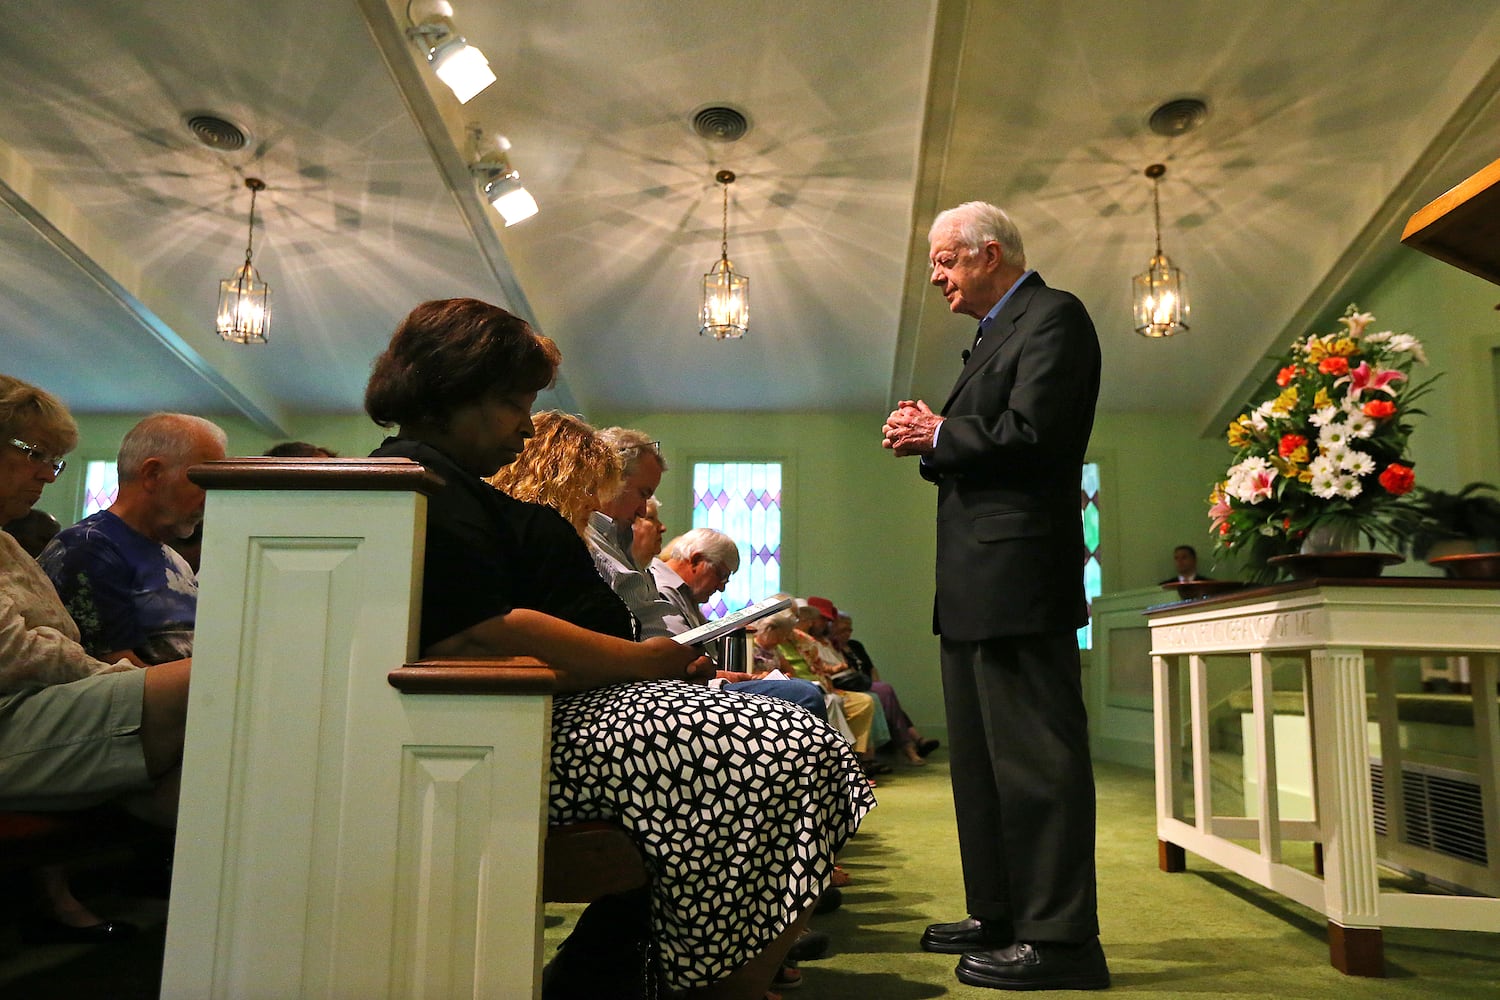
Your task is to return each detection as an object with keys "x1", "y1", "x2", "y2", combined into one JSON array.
[{"x1": 160, "y1": 458, "x2": 642, "y2": 1000}]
